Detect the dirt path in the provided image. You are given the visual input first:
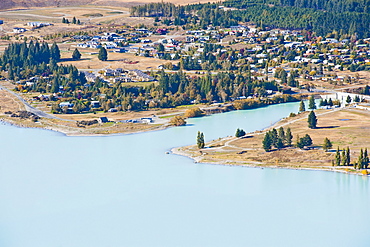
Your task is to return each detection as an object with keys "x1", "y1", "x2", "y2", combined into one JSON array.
[{"x1": 219, "y1": 107, "x2": 346, "y2": 151}]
